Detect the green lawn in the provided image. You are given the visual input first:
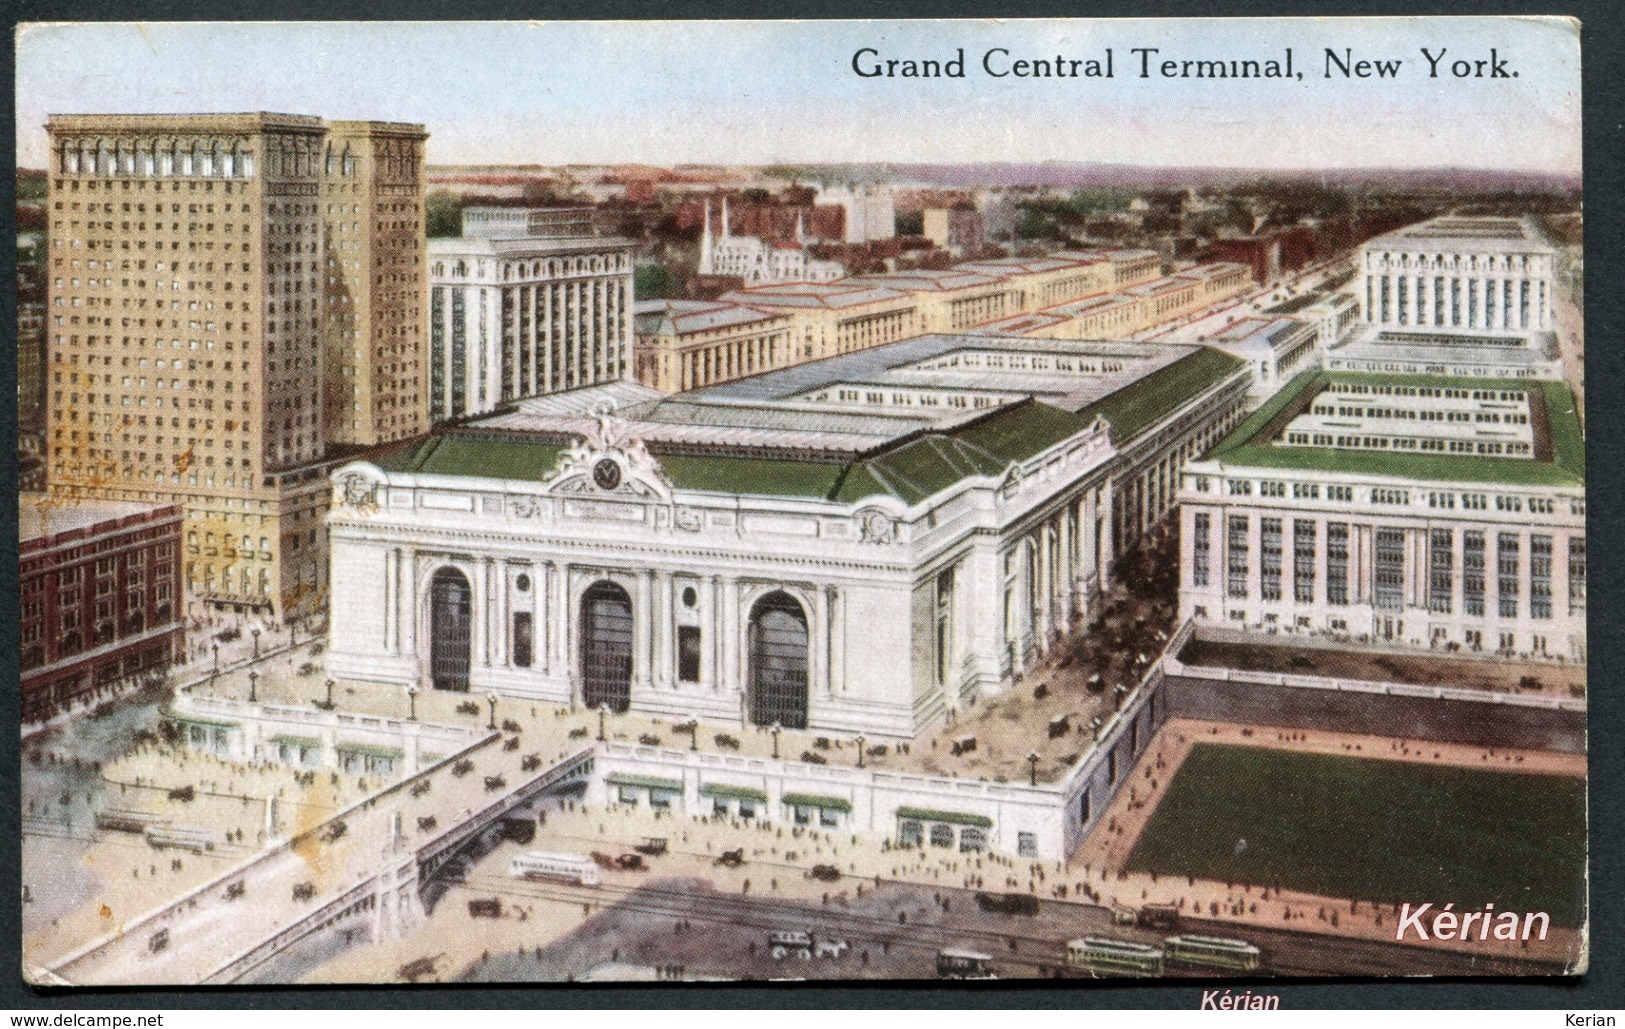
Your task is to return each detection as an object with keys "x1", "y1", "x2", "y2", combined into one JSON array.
[{"x1": 1125, "y1": 743, "x2": 1587, "y2": 926}]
